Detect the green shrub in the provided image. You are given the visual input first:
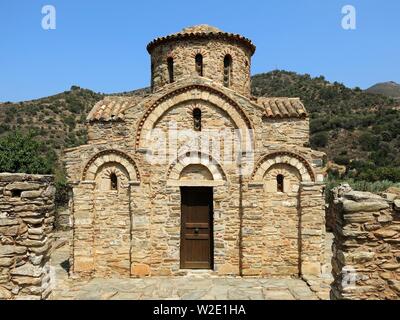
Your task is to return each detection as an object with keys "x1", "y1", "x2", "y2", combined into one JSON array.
[
  {"x1": 310, "y1": 132, "x2": 328, "y2": 148},
  {"x1": 359, "y1": 132, "x2": 381, "y2": 151},
  {"x1": 358, "y1": 167, "x2": 400, "y2": 182},
  {"x1": 333, "y1": 155, "x2": 350, "y2": 166},
  {"x1": 0, "y1": 131, "x2": 54, "y2": 174},
  {"x1": 54, "y1": 165, "x2": 70, "y2": 207},
  {"x1": 64, "y1": 115, "x2": 76, "y2": 130}
]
